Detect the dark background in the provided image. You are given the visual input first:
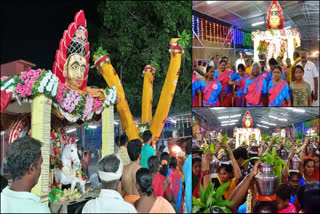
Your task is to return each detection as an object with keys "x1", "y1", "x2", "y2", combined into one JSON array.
[{"x1": 0, "y1": 0, "x2": 100, "y2": 69}]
